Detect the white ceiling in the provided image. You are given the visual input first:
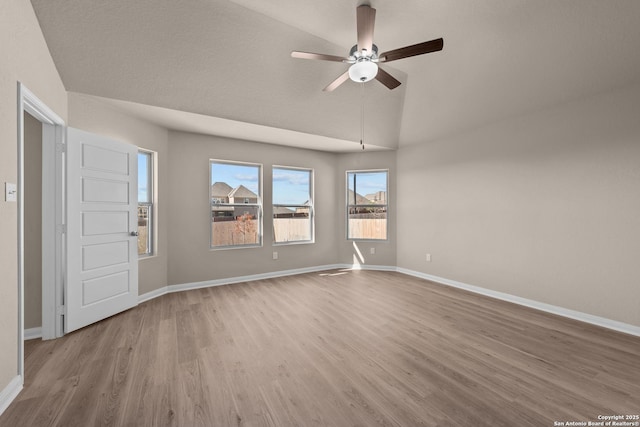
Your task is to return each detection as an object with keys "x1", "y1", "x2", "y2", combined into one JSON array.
[
  {"x1": 81, "y1": 93, "x2": 390, "y2": 152},
  {"x1": 31, "y1": 0, "x2": 640, "y2": 152}
]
